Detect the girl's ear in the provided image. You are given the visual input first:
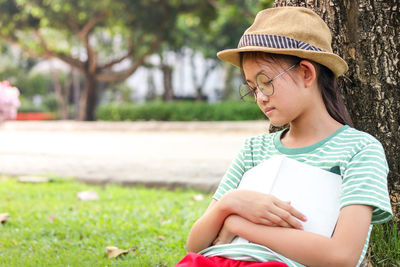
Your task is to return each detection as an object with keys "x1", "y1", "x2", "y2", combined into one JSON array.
[{"x1": 298, "y1": 60, "x2": 317, "y2": 88}]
